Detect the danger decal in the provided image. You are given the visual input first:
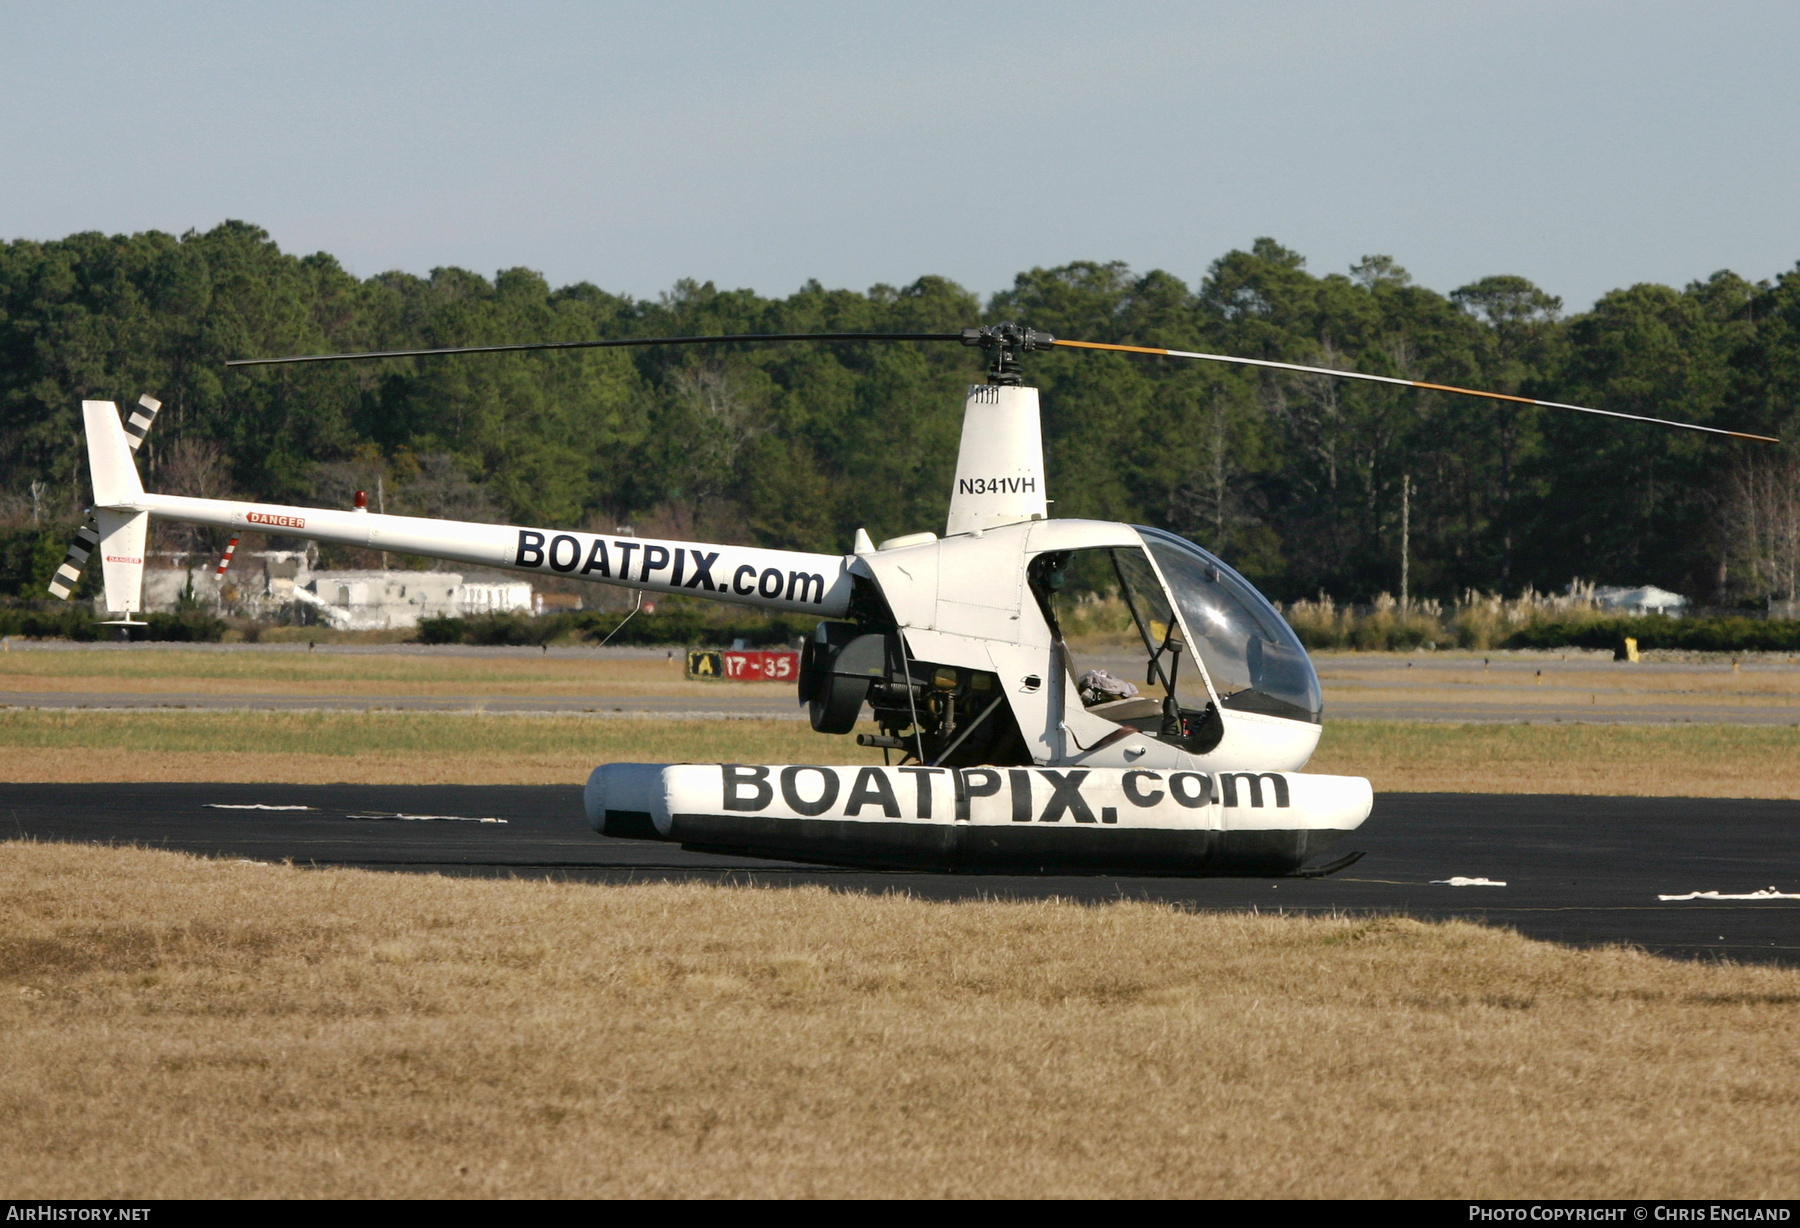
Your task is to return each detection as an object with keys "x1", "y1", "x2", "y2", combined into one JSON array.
[{"x1": 247, "y1": 511, "x2": 306, "y2": 529}]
